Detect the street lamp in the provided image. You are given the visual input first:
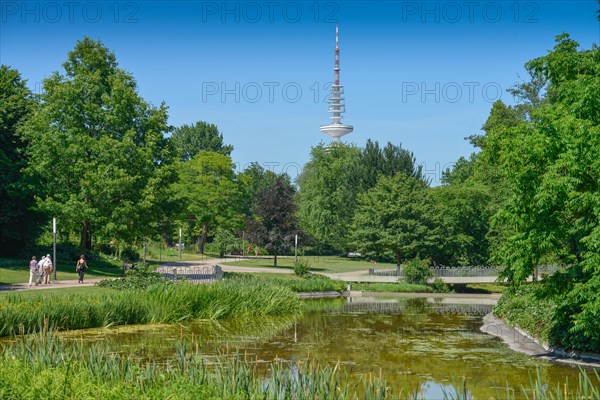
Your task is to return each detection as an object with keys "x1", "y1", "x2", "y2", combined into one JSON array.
[
  {"x1": 53, "y1": 217, "x2": 57, "y2": 281},
  {"x1": 179, "y1": 227, "x2": 182, "y2": 261}
]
